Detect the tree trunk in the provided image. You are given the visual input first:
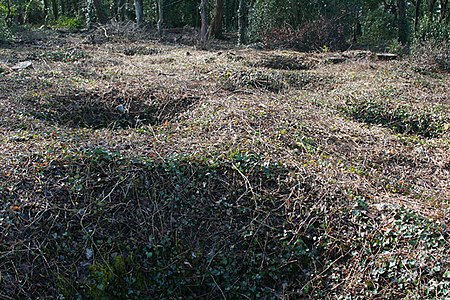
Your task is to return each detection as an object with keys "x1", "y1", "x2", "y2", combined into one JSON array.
[
  {"x1": 238, "y1": 0, "x2": 247, "y2": 45},
  {"x1": 134, "y1": 0, "x2": 143, "y2": 27},
  {"x1": 157, "y1": 0, "x2": 164, "y2": 36},
  {"x1": 397, "y1": 0, "x2": 408, "y2": 45},
  {"x1": 43, "y1": 0, "x2": 50, "y2": 25},
  {"x1": 199, "y1": 0, "x2": 208, "y2": 45},
  {"x1": 60, "y1": 0, "x2": 66, "y2": 16},
  {"x1": 115, "y1": 0, "x2": 125, "y2": 21},
  {"x1": 209, "y1": 0, "x2": 224, "y2": 39},
  {"x1": 51, "y1": 0, "x2": 59, "y2": 20},
  {"x1": 414, "y1": 0, "x2": 421, "y2": 32}
]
